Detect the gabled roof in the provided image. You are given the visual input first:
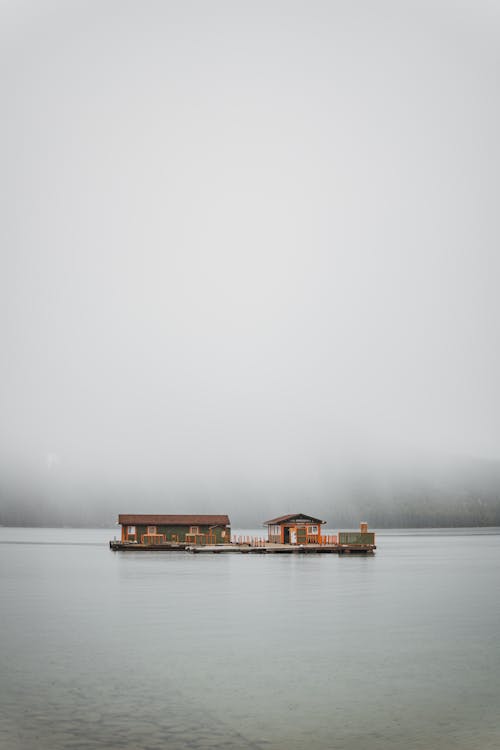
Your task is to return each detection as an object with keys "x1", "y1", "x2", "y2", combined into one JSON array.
[
  {"x1": 264, "y1": 512, "x2": 326, "y2": 525},
  {"x1": 118, "y1": 514, "x2": 230, "y2": 526}
]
